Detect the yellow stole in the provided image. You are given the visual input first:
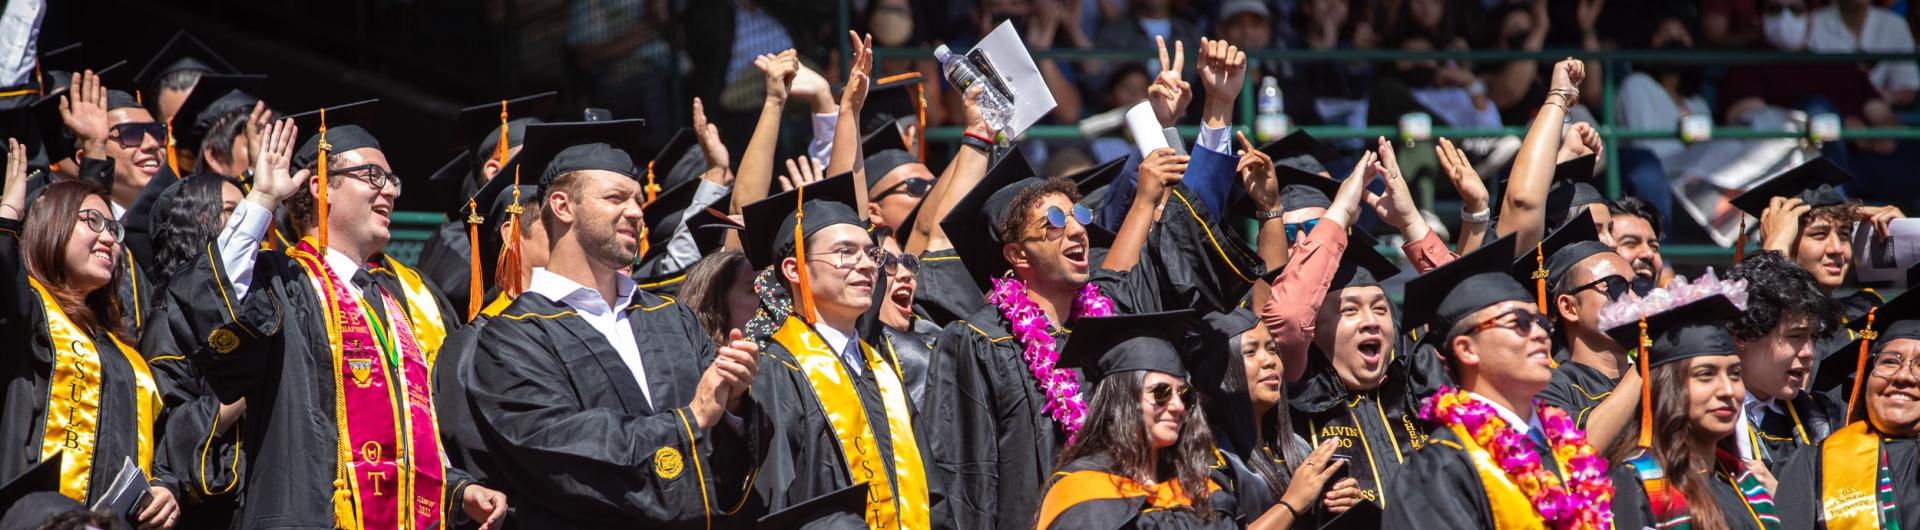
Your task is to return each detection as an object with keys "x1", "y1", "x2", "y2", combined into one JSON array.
[
  {"x1": 32, "y1": 278, "x2": 161, "y2": 502},
  {"x1": 375, "y1": 259, "x2": 449, "y2": 363},
  {"x1": 771, "y1": 317, "x2": 930, "y2": 529},
  {"x1": 1447, "y1": 425, "x2": 1549, "y2": 530},
  {"x1": 1819, "y1": 421, "x2": 1883, "y2": 530}
]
